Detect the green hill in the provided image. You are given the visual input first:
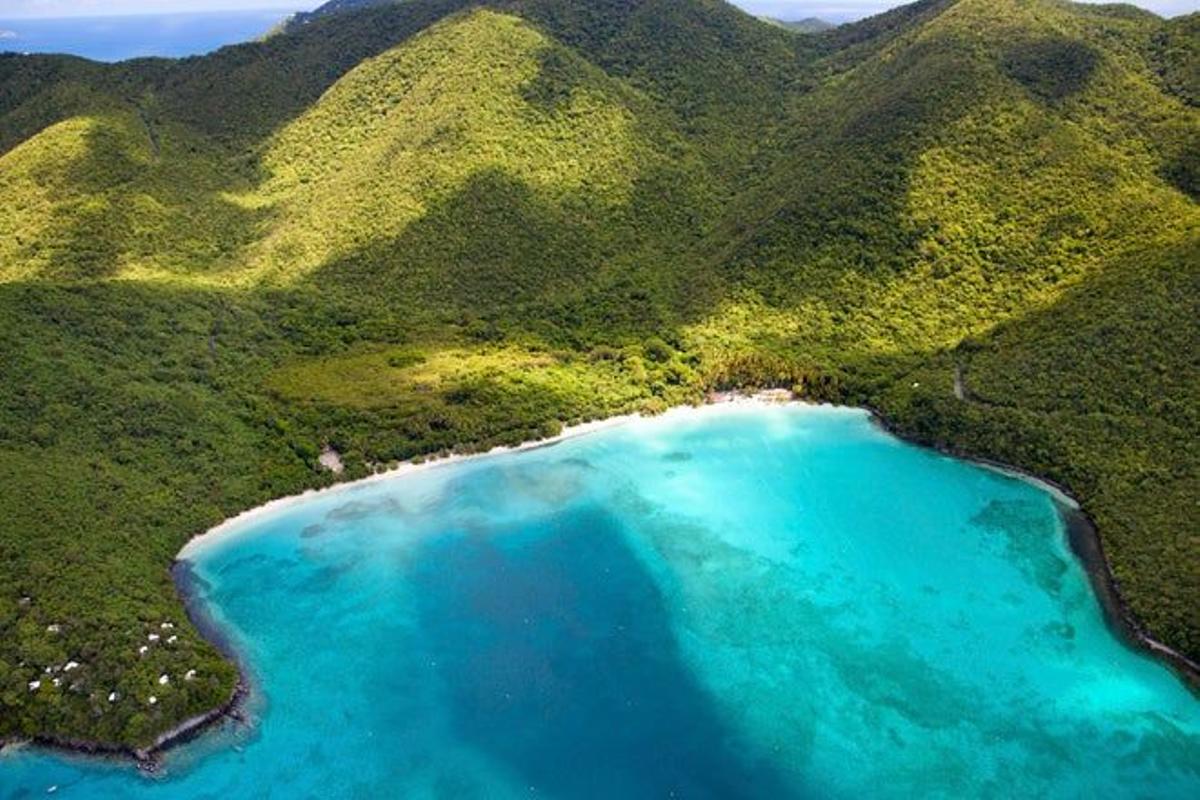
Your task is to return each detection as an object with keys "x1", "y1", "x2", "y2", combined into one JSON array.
[
  {"x1": 762, "y1": 16, "x2": 835, "y2": 33},
  {"x1": 0, "y1": 0, "x2": 1196, "y2": 752}
]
